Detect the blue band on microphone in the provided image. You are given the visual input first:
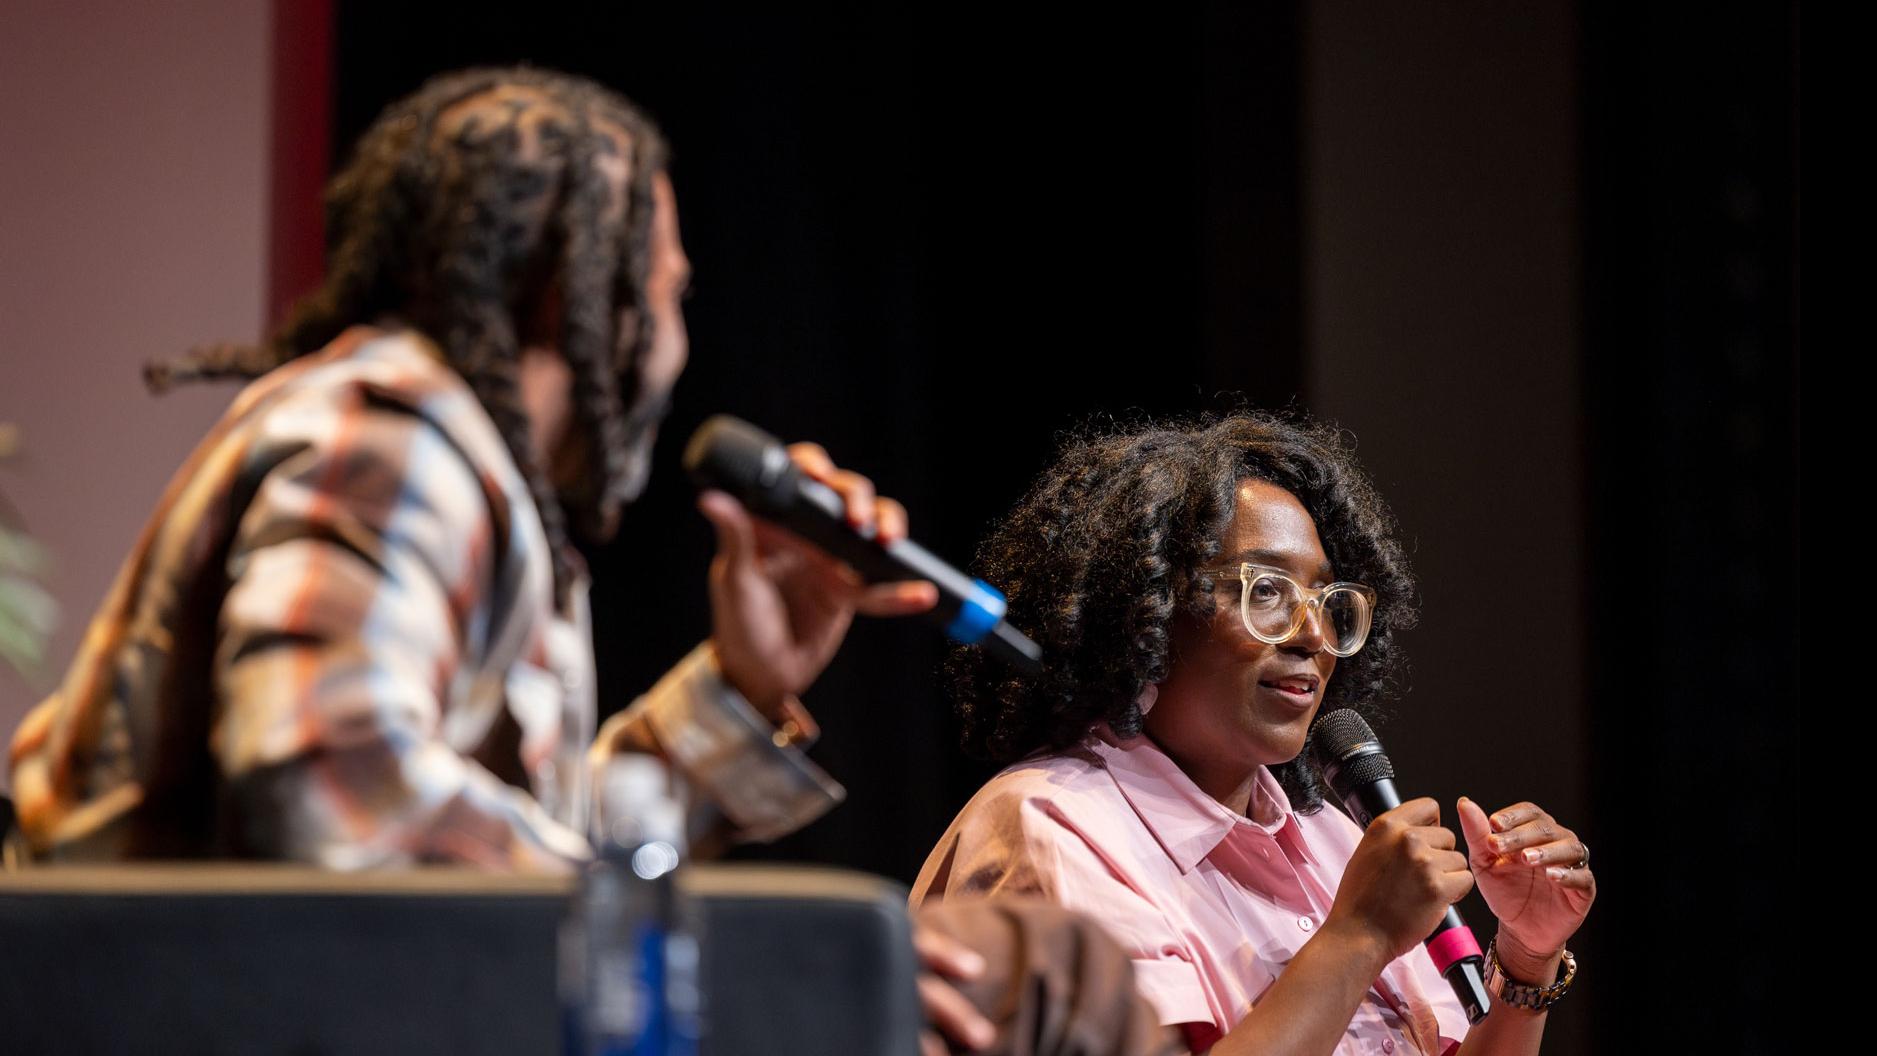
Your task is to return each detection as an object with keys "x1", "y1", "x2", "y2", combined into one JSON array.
[{"x1": 946, "y1": 579, "x2": 1007, "y2": 644}]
